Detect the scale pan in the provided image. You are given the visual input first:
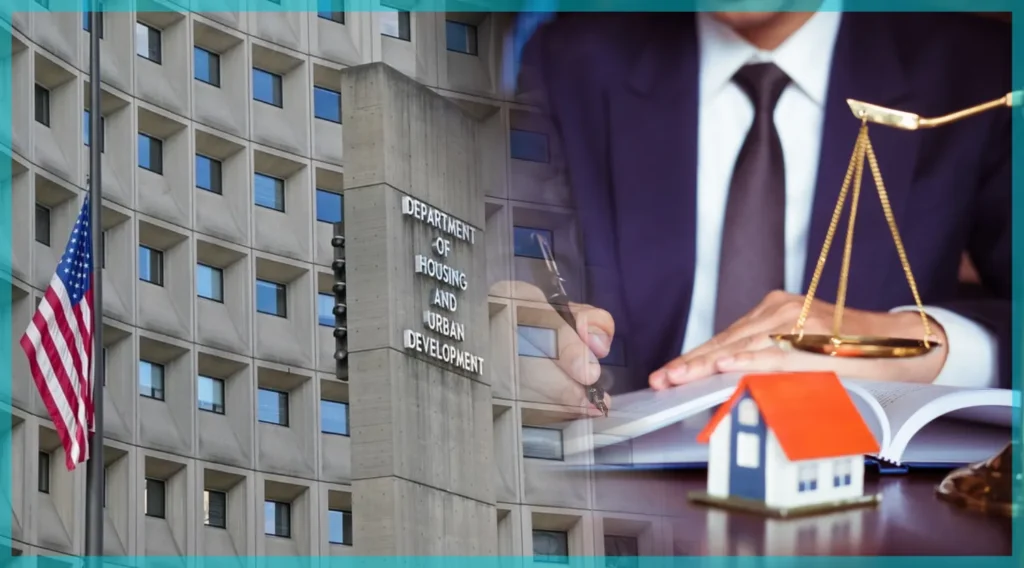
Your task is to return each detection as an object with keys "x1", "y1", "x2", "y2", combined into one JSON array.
[{"x1": 770, "y1": 334, "x2": 939, "y2": 358}]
